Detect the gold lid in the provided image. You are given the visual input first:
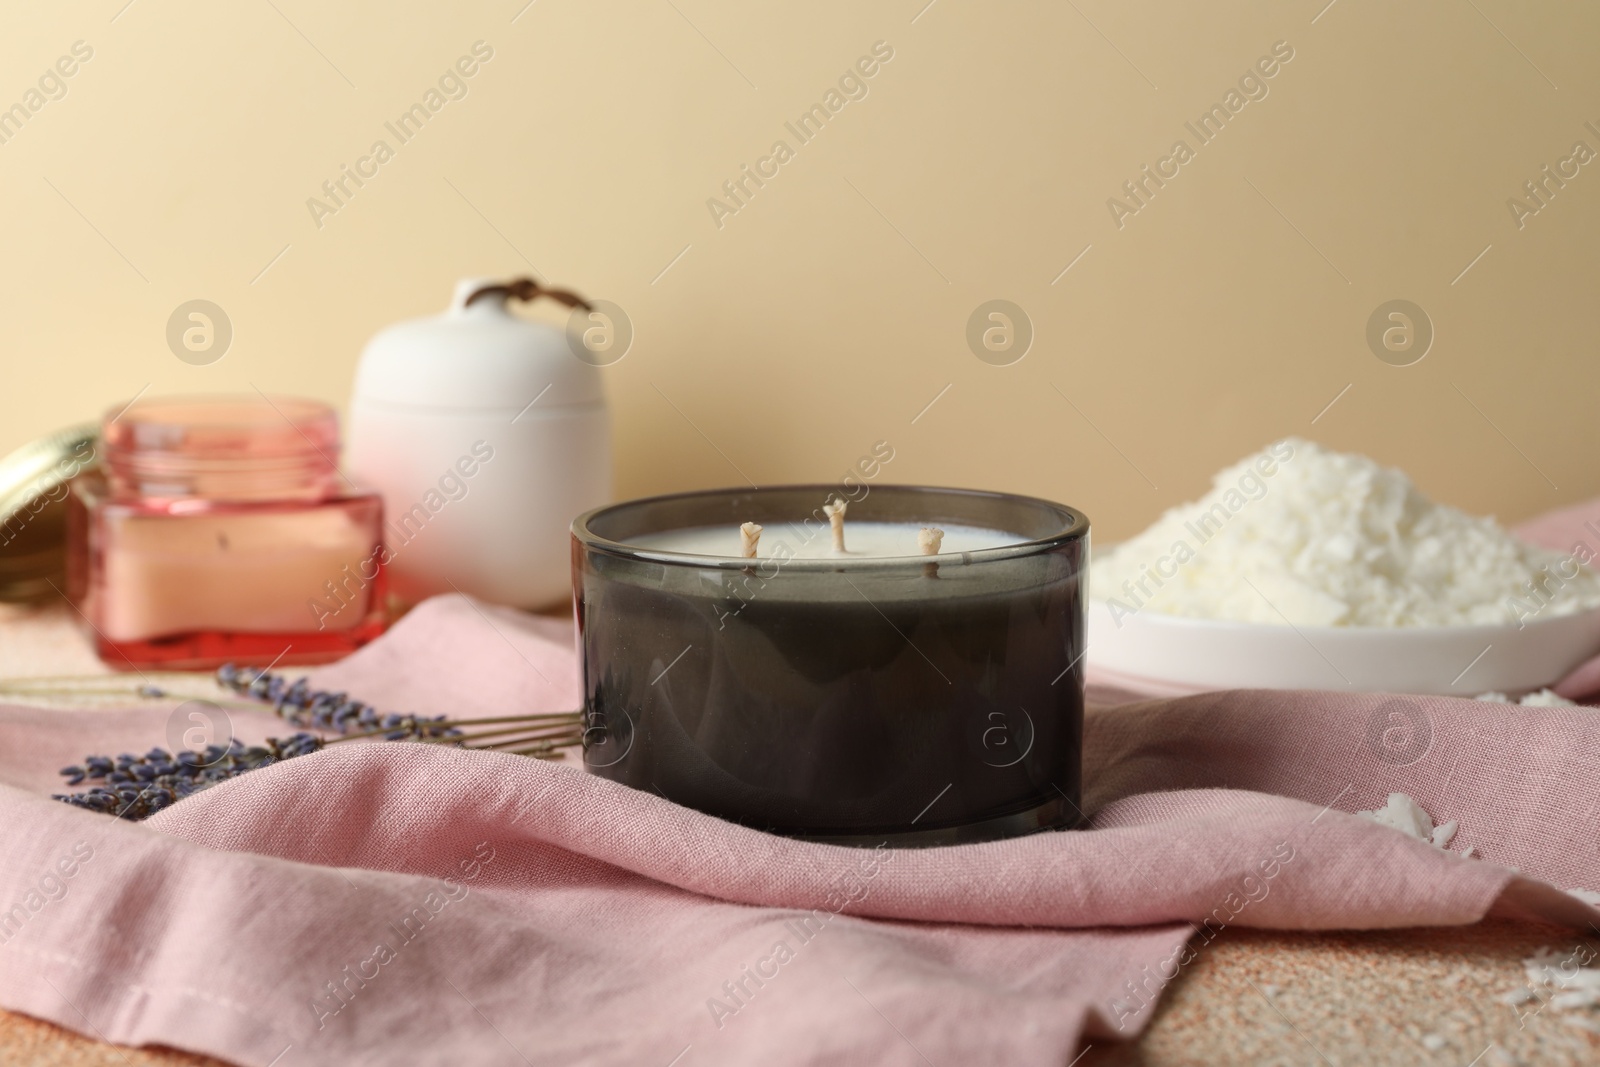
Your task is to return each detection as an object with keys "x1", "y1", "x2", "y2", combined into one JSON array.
[{"x1": 0, "y1": 425, "x2": 99, "y2": 603}]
